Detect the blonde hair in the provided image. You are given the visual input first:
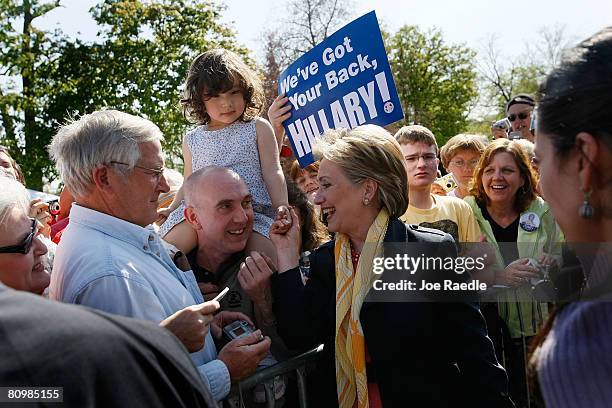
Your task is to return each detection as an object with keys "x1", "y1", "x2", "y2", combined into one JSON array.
[
  {"x1": 440, "y1": 134, "x2": 487, "y2": 169},
  {"x1": 316, "y1": 125, "x2": 408, "y2": 218},
  {"x1": 515, "y1": 139, "x2": 535, "y2": 162}
]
